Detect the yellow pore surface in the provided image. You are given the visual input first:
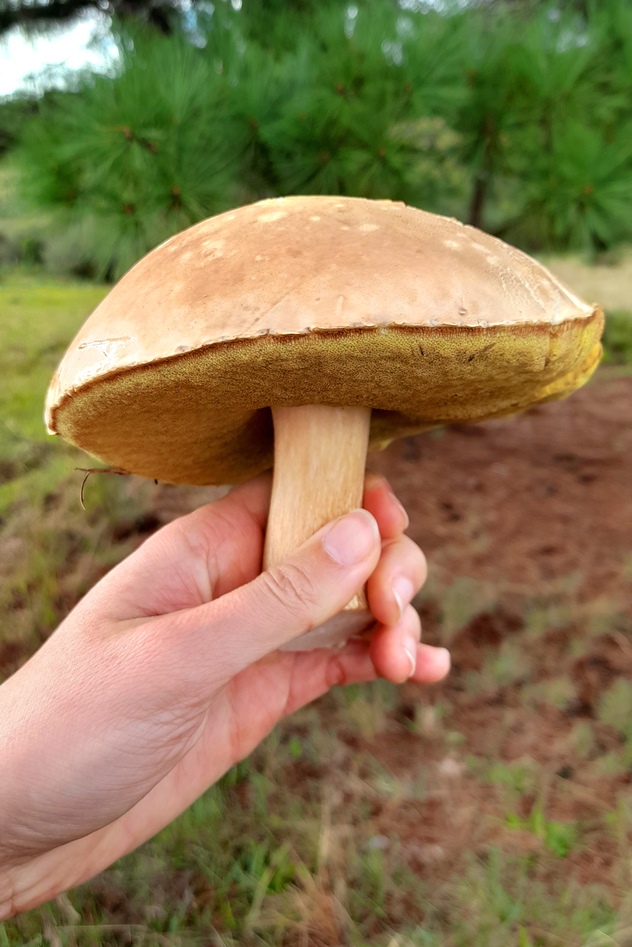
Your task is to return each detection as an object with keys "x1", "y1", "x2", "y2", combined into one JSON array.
[{"x1": 53, "y1": 315, "x2": 603, "y2": 485}]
